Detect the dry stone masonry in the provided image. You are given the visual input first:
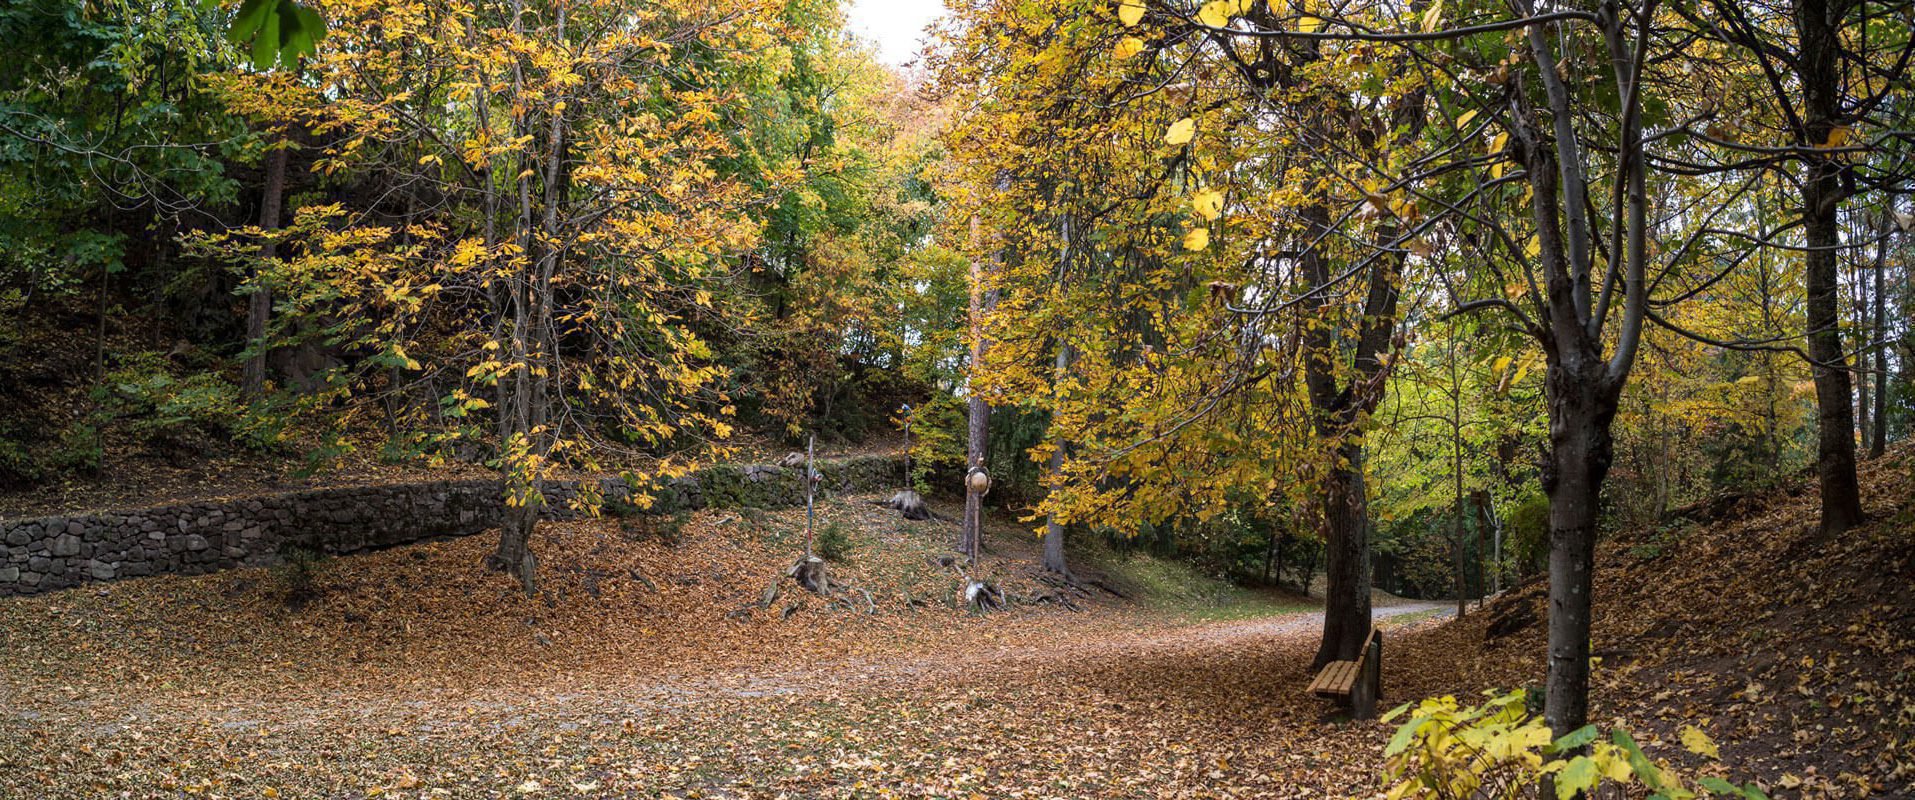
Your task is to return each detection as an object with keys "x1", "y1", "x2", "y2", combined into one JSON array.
[{"x1": 0, "y1": 454, "x2": 901, "y2": 596}]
